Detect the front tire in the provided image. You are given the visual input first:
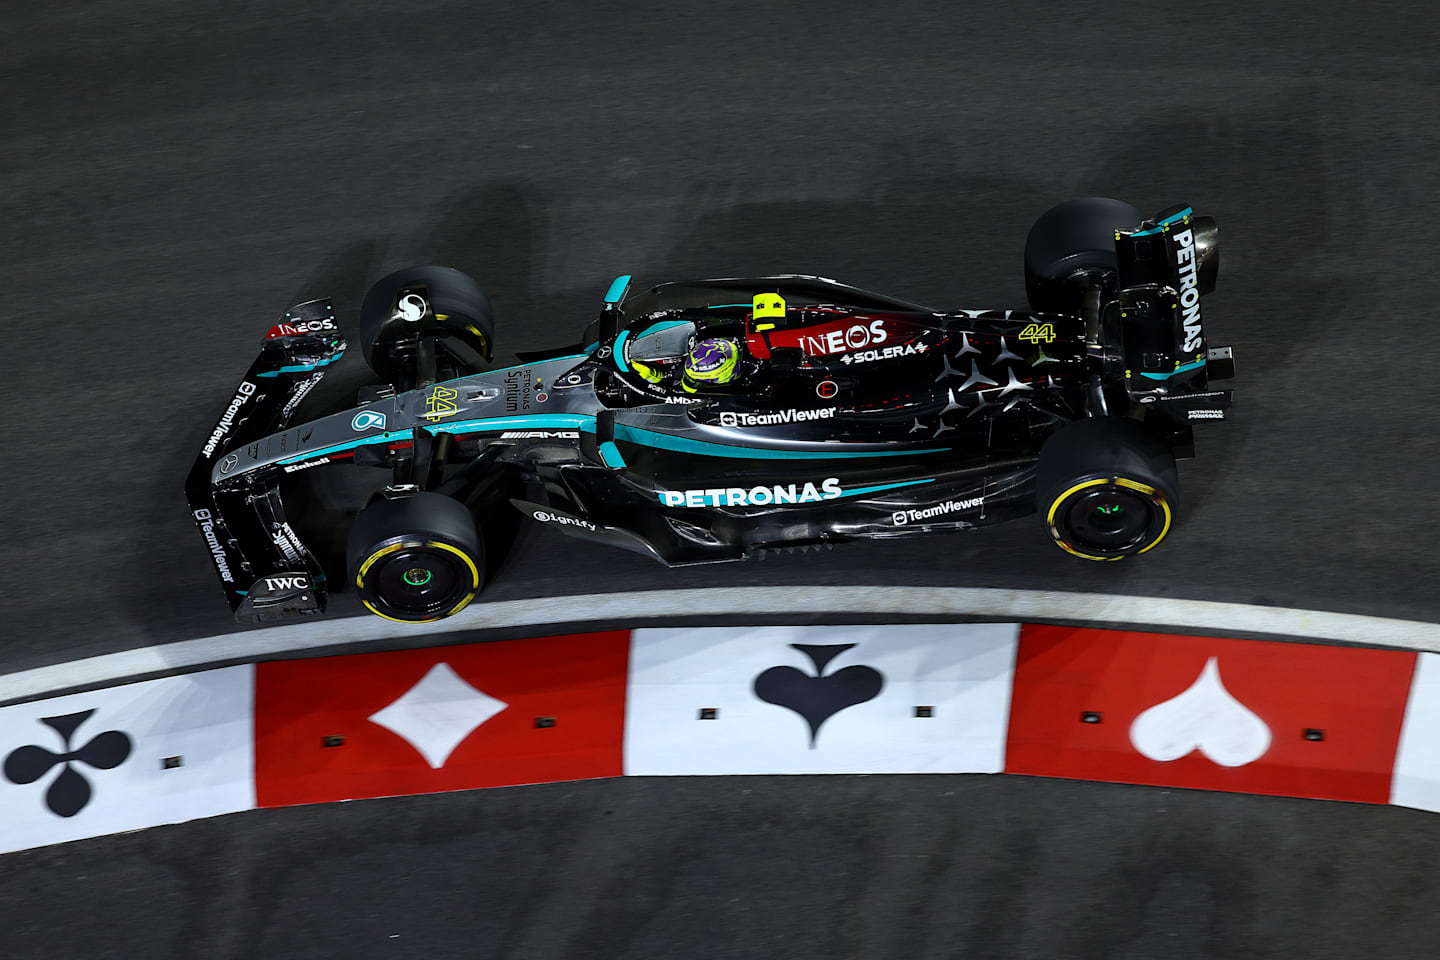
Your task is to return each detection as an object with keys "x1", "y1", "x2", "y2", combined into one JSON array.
[
  {"x1": 1036, "y1": 417, "x2": 1178, "y2": 560},
  {"x1": 347, "y1": 492, "x2": 485, "y2": 622},
  {"x1": 359, "y1": 265, "x2": 495, "y2": 384}
]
